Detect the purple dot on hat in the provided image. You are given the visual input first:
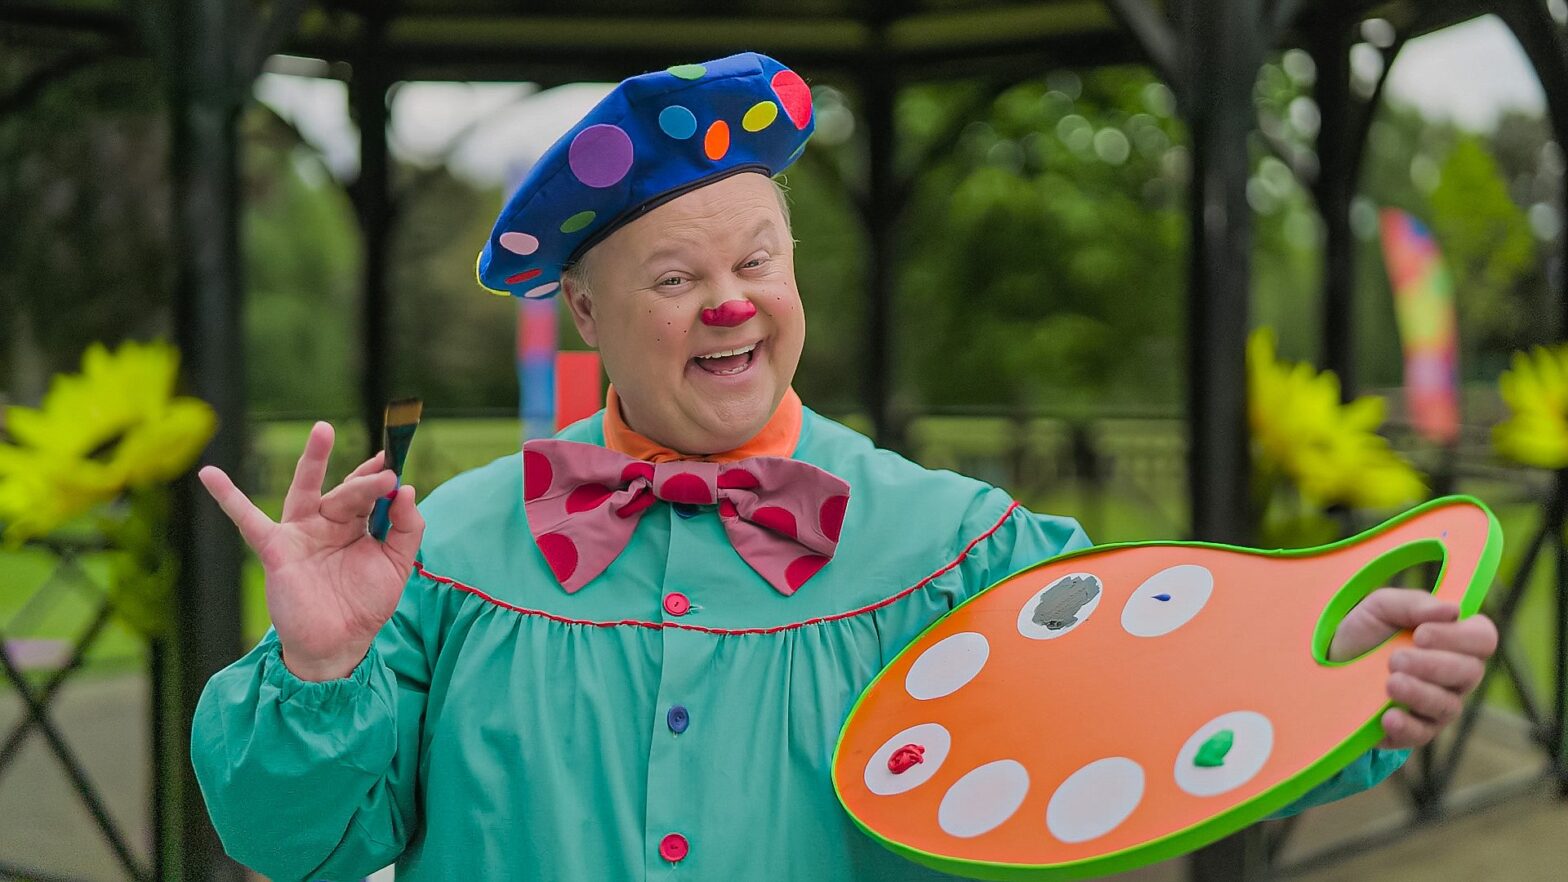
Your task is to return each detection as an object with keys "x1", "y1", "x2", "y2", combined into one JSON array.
[
  {"x1": 659, "y1": 105, "x2": 698, "y2": 140},
  {"x1": 499, "y1": 231, "x2": 539, "y2": 255},
  {"x1": 523, "y1": 281, "x2": 561, "y2": 299},
  {"x1": 569, "y1": 124, "x2": 634, "y2": 189}
]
